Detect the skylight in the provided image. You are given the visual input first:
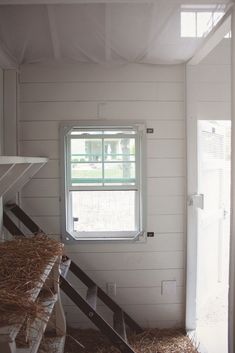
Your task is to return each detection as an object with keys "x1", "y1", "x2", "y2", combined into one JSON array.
[{"x1": 181, "y1": 7, "x2": 224, "y2": 38}]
